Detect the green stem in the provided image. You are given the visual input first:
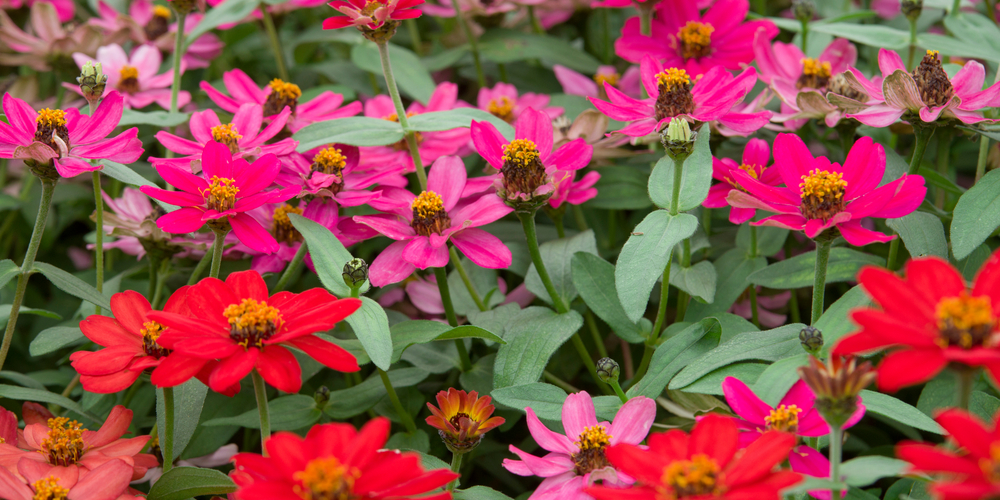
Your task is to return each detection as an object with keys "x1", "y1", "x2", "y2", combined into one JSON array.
[
  {"x1": 907, "y1": 17, "x2": 918, "y2": 69},
  {"x1": 976, "y1": 134, "x2": 991, "y2": 183},
  {"x1": 92, "y1": 172, "x2": 104, "y2": 314},
  {"x1": 635, "y1": 259, "x2": 671, "y2": 384},
  {"x1": 669, "y1": 156, "x2": 686, "y2": 216},
  {"x1": 259, "y1": 4, "x2": 289, "y2": 81},
  {"x1": 572, "y1": 205, "x2": 589, "y2": 232},
  {"x1": 378, "y1": 368, "x2": 417, "y2": 434},
  {"x1": 170, "y1": 13, "x2": 187, "y2": 114},
  {"x1": 638, "y1": 4, "x2": 652, "y2": 36},
  {"x1": 148, "y1": 258, "x2": 157, "y2": 300},
  {"x1": 151, "y1": 259, "x2": 168, "y2": 309},
  {"x1": 162, "y1": 386, "x2": 175, "y2": 472},
  {"x1": 585, "y1": 310, "x2": 608, "y2": 358},
  {"x1": 376, "y1": 41, "x2": 428, "y2": 190},
  {"x1": 448, "y1": 451, "x2": 463, "y2": 491},
  {"x1": 749, "y1": 286, "x2": 761, "y2": 329},
  {"x1": 0, "y1": 180, "x2": 55, "y2": 372},
  {"x1": 988, "y1": 0, "x2": 997, "y2": 23},
  {"x1": 785, "y1": 238, "x2": 801, "y2": 324},
  {"x1": 936, "y1": 130, "x2": 953, "y2": 209},
  {"x1": 958, "y1": 369, "x2": 975, "y2": 410},
  {"x1": 209, "y1": 230, "x2": 226, "y2": 279},
  {"x1": 187, "y1": 244, "x2": 213, "y2": 286},
  {"x1": 951, "y1": 0, "x2": 962, "y2": 16},
  {"x1": 517, "y1": 212, "x2": 568, "y2": 314},
  {"x1": 801, "y1": 20, "x2": 809, "y2": 54},
  {"x1": 497, "y1": 63, "x2": 509, "y2": 83},
  {"x1": 543, "y1": 370, "x2": 579, "y2": 393},
  {"x1": 552, "y1": 212, "x2": 565, "y2": 239},
  {"x1": 251, "y1": 370, "x2": 271, "y2": 451},
  {"x1": 450, "y1": 246, "x2": 486, "y2": 312},
  {"x1": 273, "y1": 242, "x2": 307, "y2": 293},
  {"x1": 610, "y1": 378, "x2": 628, "y2": 404},
  {"x1": 528, "y1": 5, "x2": 544, "y2": 34},
  {"x1": 405, "y1": 19, "x2": 423, "y2": 56},
  {"x1": 829, "y1": 426, "x2": 844, "y2": 500},
  {"x1": 601, "y1": 8, "x2": 612, "y2": 64},
  {"x1": 811, "y1": 240, "x2": 832, "y2": 325},
  {"x1": 433, "y1": 267, "x2": 472, "y2": 371},
  {"x1": 450, "y1": 0, "x2": 486, "y2": 88},
  {"x1": 887, "y1": 127, "x2": 935, "y2": 270}
]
